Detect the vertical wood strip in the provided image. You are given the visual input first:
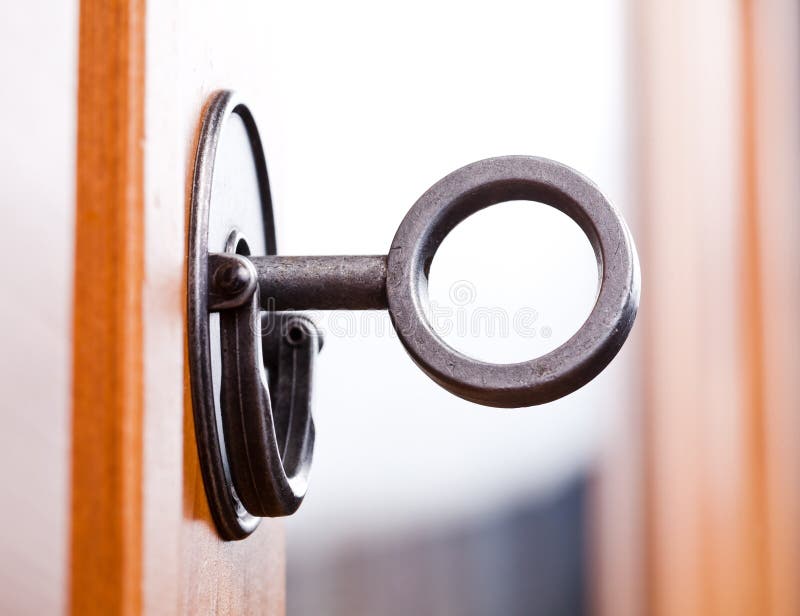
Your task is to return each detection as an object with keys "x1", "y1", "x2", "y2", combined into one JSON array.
[
  {"x1": 590, "y1": 1, "x2": 800, "y2": 614},
  {"x1": 70, "y1": 0, "x2": 145, "y2": 613},
  {"x1": 745, "y1": 1, "x2": 800, "y2": 614},
  {"x1": 738, "y1": 1, "x2": 771, "y2": 613},
  {"x1": 633, "y1": 1, "x2": 767, "y2": 614}
]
